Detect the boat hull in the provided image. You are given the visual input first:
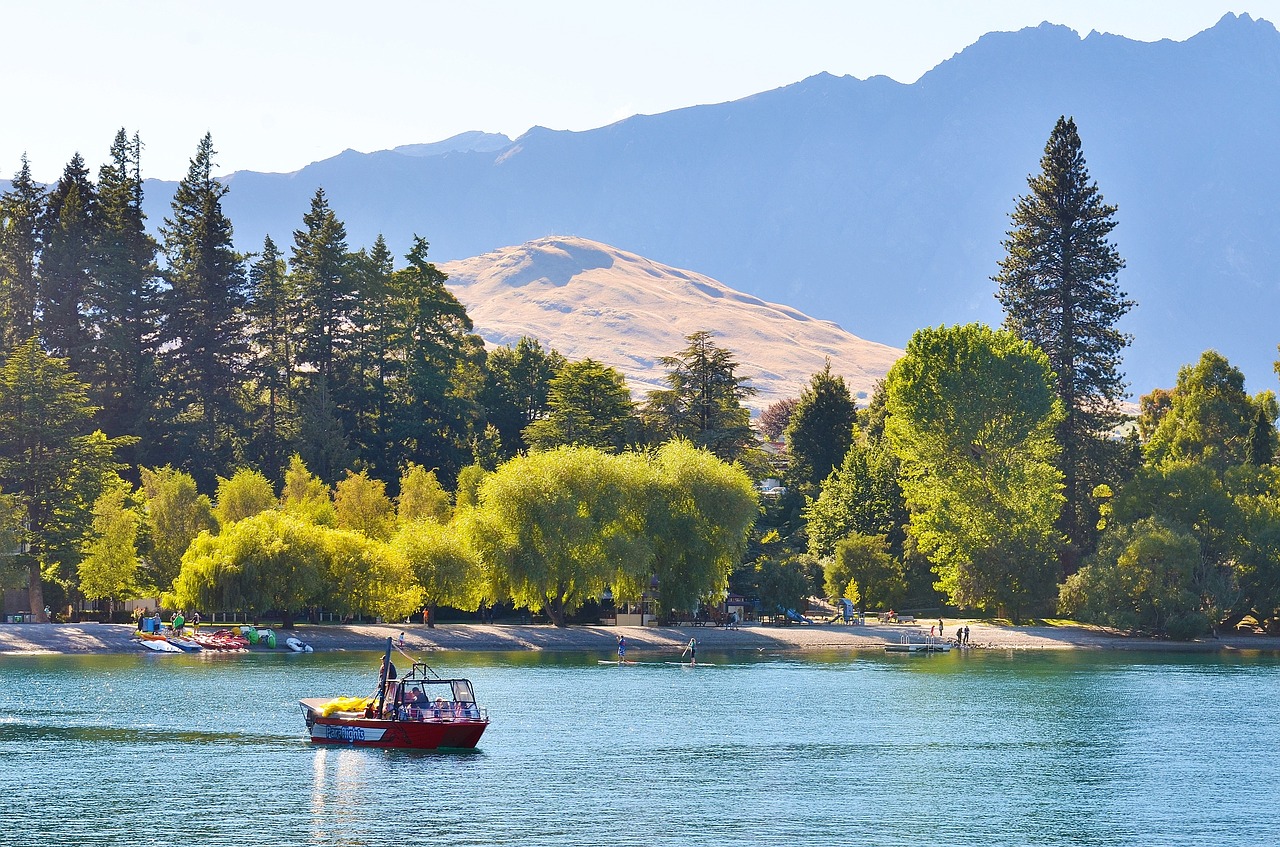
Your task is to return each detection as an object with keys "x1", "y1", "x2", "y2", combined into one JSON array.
[{"x1": 300, "y1": 702, "x2": 487, "y2": 750}]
